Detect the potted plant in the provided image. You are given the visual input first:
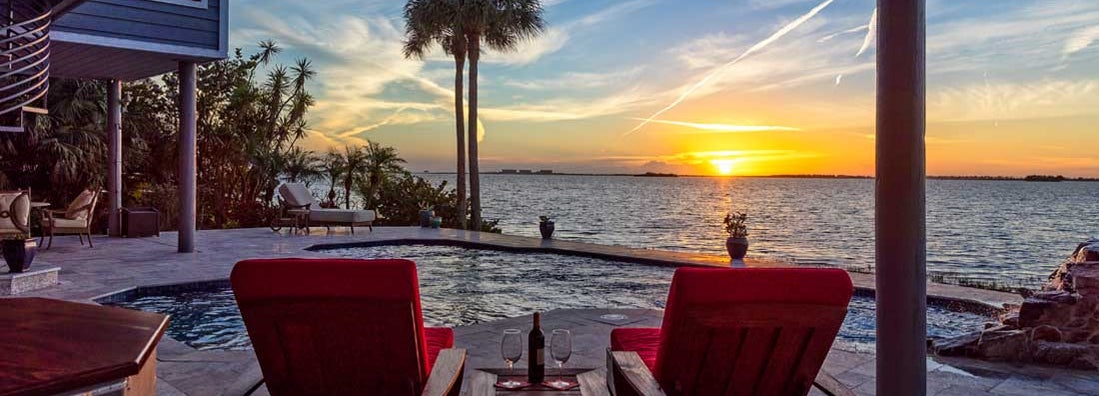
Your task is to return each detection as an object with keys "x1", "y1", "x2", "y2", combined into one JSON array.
[
  {"x1": 723, "y1": 212, "x2": 749, "y2": 260},
  {"x1": 419, "y1": 203, "x2": 435, "y2": 228},
  {"x1": 539, "y1": 216, "x2": 555, "y2": 239},
  {"x1": 2, "y1": 234, "x2": 37, "y2": 273}
]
